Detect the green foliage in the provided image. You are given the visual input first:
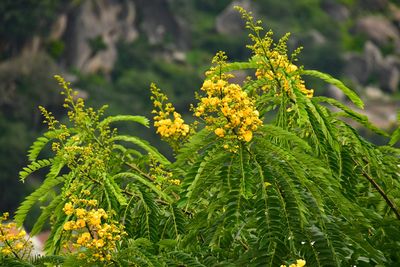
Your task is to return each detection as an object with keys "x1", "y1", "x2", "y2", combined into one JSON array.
[
  {"x1": 0, "y1": 0, "x2": 70, "y2": 57},
  {"x1": 2, "y1": 7, "x2": 400, "y2": 267}
]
